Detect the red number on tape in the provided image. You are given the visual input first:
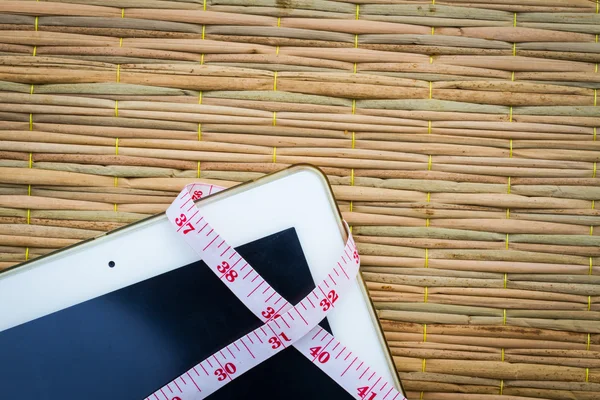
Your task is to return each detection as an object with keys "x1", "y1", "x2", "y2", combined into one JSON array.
[
  {"x1": 320, "y1": 298, "x2": 331, "y2": 311},
  {"x1": 225, "y1": 270, "x2": 238, "y2": 282},
  {"x1": 214, "y1": 362, "x2": 237, "y2": 381},
  {"x1": 217, "y1": 261, "x2": 231, "y2": 273},
  {"x1": 357, "y1": 387, "x2": 377, "y2": 399},
  {"x1": 309, "y1": 347, "x2": 331, "y2": 364},
  {"x1": 191, "y1": 190, "x2": 203, "y2": 200},
  {"x1": 261, "y1": 306, "x2": 277, "y2": 319},
  {"x1": 172, "y1": 397, "x2": 182, "y2": 400},
  {"x1": 328, "y1": 290, "x2": 339, "y2": 305},
  {"x1": 182, "y1": 223, "x2": 195, "y2": 234},
  {"x1": 268, "y1": 336, "x2": 282, "y2": 349},
  {"x1": 175, "y1": 214, "x2": 187, "y2": 227},
  {"x1": 269, "y1": 331, "x2": 292, "y2": 349}
]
